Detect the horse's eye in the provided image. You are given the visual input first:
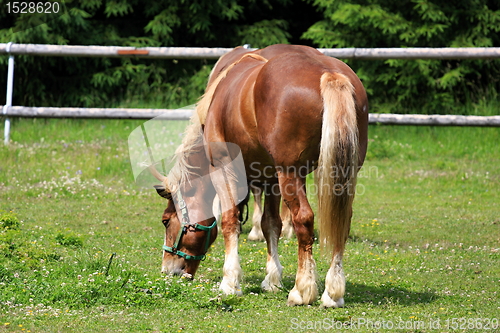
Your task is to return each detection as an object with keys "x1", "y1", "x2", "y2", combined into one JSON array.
[
  {"x1": 182, "y1": 186, "x2": 196, "y2": 197},
  {"x1": 162, "y1": 219, "x2": 170, "y2": 227}
]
